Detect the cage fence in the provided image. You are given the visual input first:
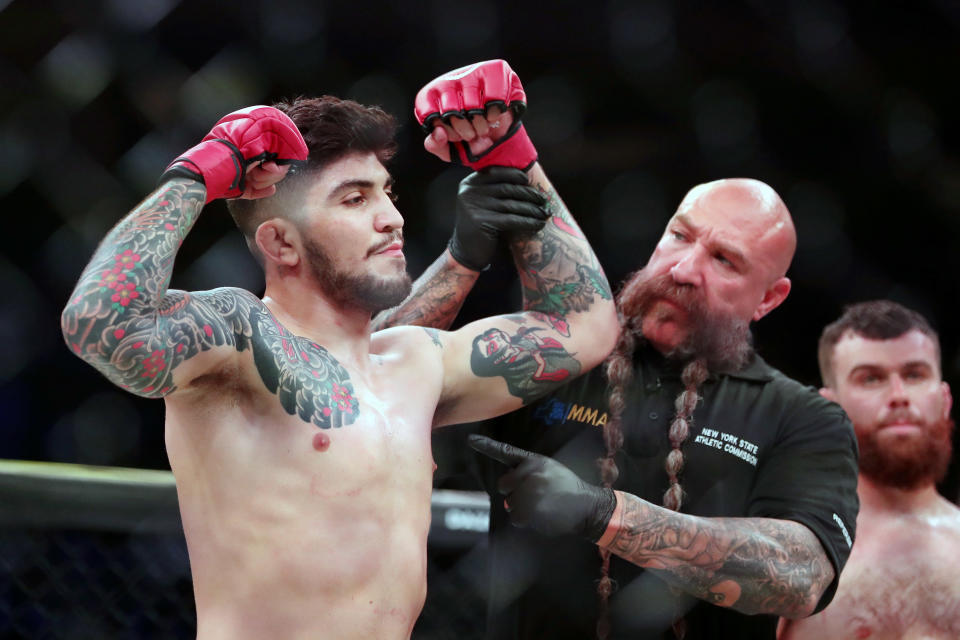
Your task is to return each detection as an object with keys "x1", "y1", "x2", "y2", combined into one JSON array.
[{"x1": 0, "y1": 460, "x2": 489, "y2": 639}]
